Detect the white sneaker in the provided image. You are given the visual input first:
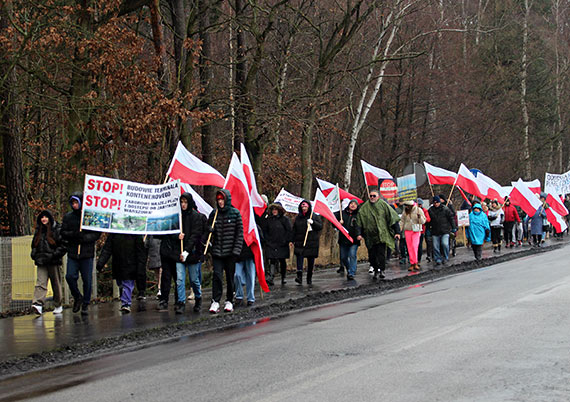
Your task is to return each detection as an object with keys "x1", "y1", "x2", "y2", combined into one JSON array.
[
  {"x1": 32, "y1": 304, "x2": 43, "y2": 315},
  {"x1": 209, "y1": 301, "x2": 220, "y2": 314},
  {"x1": 156, "y1": 290, "x2": 162, "y2": 300},
  {"x1": 53, "y1": 306, "x2": 63, "y2": 314},
  {"x1": 368, "y1": 266, "x2": 374, "y2": 274},
  {"x1": 224, "y1": 301, "x2": 234, "y2": 312}
]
